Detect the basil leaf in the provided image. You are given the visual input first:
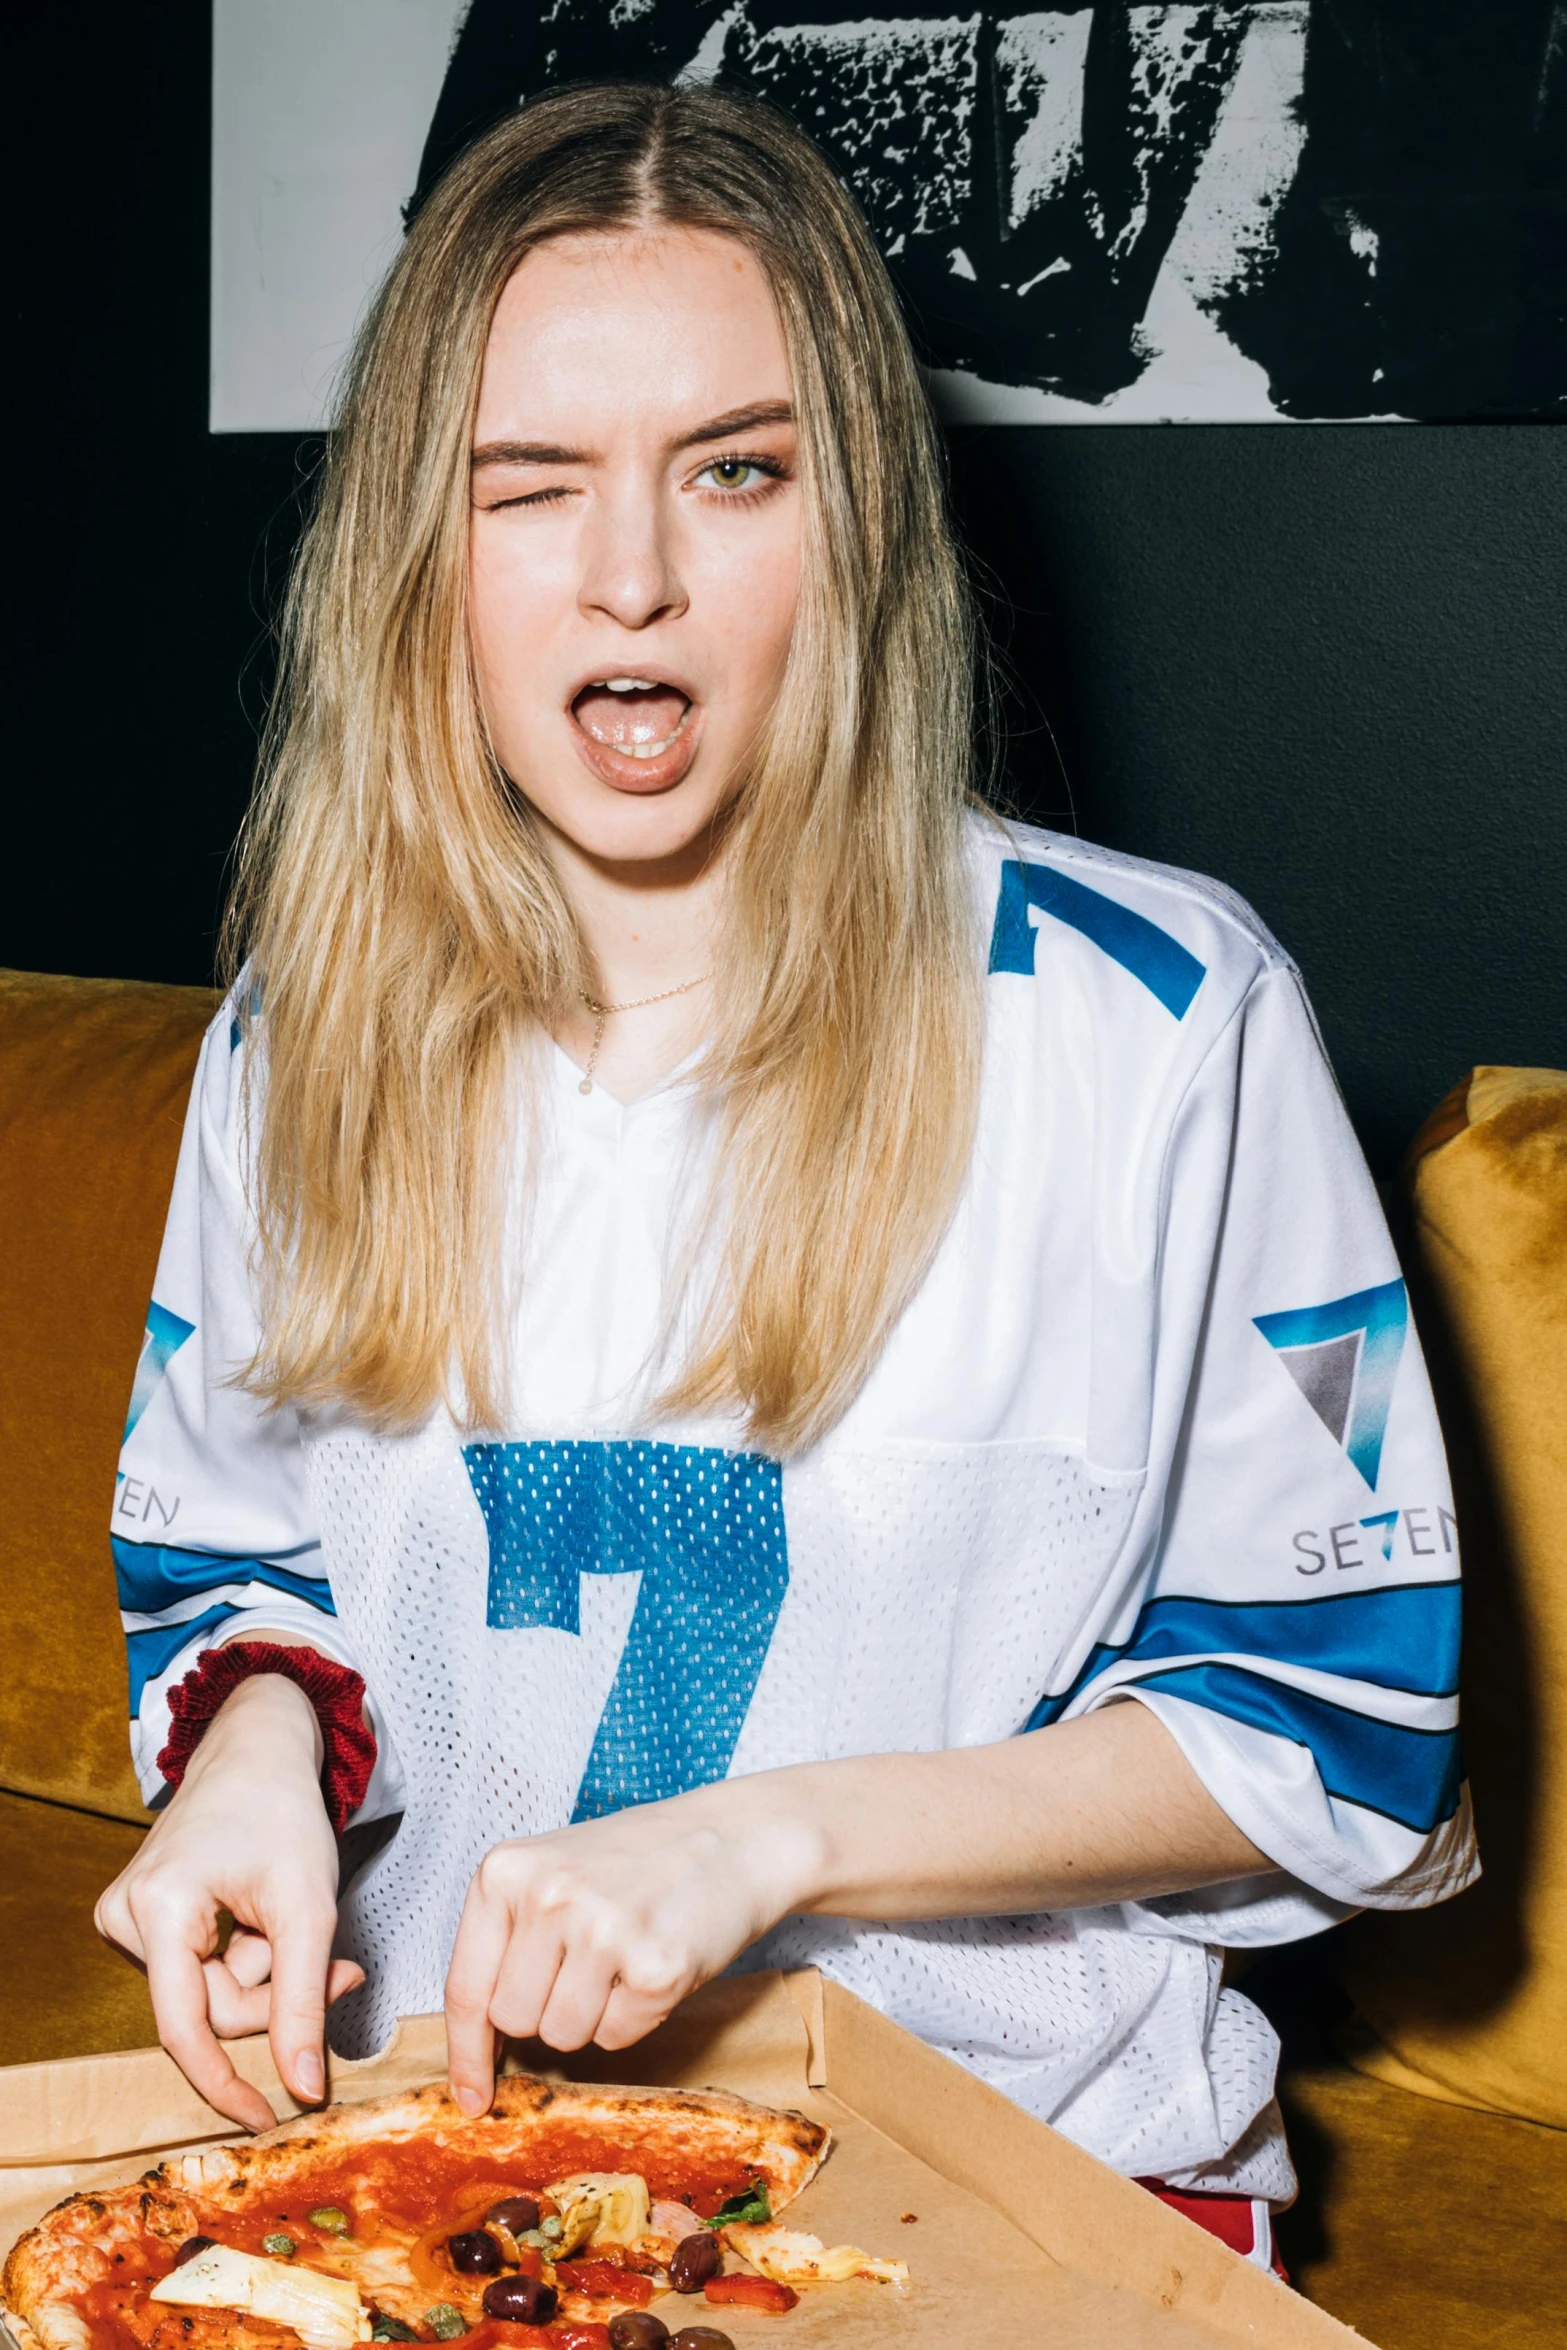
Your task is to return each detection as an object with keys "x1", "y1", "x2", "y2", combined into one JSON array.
[{"x1": 704, "y1": 2185, "x2": 772, "y2": 2230}]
